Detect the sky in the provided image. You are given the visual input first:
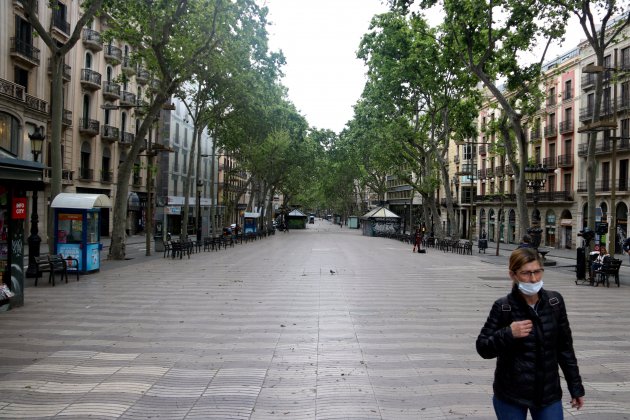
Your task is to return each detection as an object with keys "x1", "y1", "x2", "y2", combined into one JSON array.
[{"x1": 264, "y1": 1, "x2": 584, "y2": 135}]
